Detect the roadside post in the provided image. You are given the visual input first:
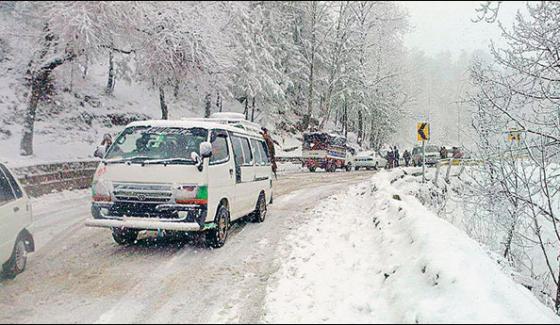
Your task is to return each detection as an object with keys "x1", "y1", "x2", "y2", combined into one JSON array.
[{"x1": 417, "y1": 122, "x2": 430, "y2": 183}]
